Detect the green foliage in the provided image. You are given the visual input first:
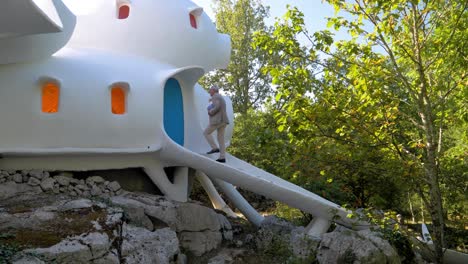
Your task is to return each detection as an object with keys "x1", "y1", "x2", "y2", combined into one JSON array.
[
  {"x1": 271, "y1": 202, "x2": 312, "y2": 226},
  {"x1": 253, "y1": 0, "x2": 466, "y2": 261},
  {"x1": 200, "y1": 0, "x2": 272, "y2": 113},
  {"x1": 228, "y1": 109, "x2": 294, "y2": 177}
]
